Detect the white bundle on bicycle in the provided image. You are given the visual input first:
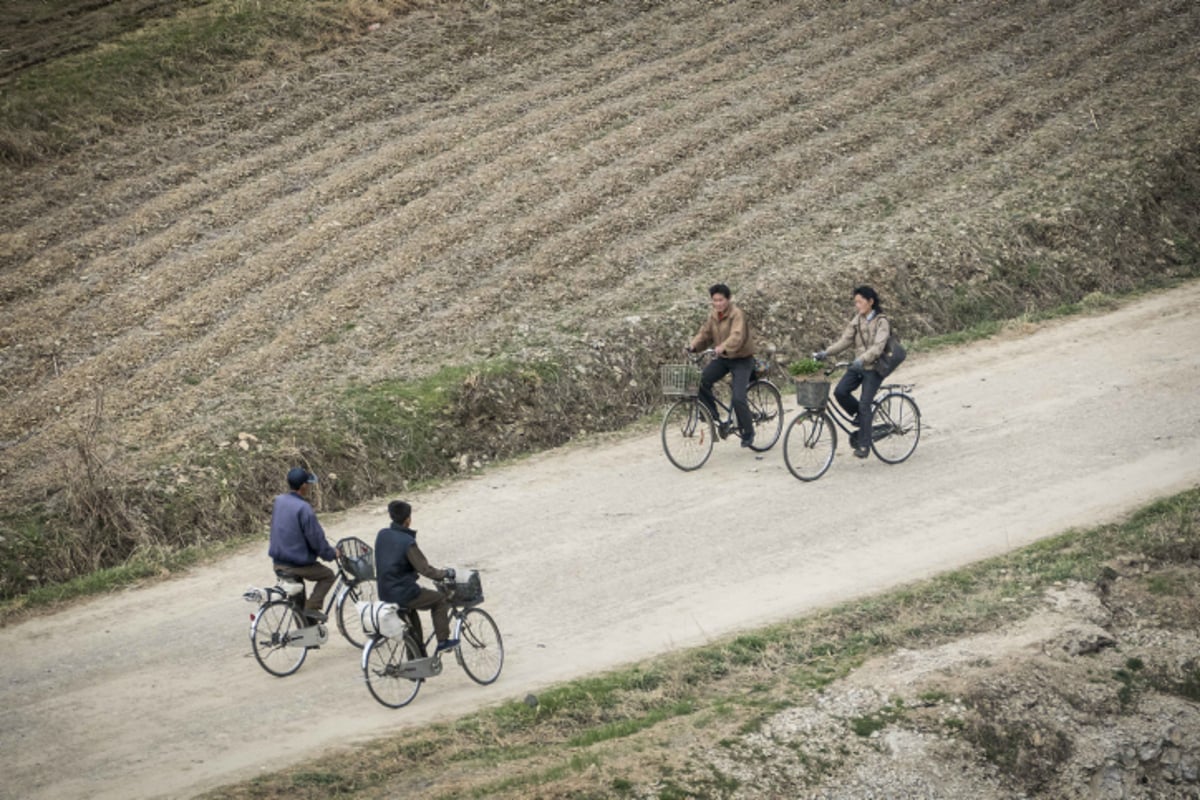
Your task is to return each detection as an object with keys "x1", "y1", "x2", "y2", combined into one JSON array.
[
  {"x1": 242, "y1": 585, "x2": 289, "y2": 604},
  {"x1": 357, "y1": 600, "x2": 406, "y2": 638}
]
